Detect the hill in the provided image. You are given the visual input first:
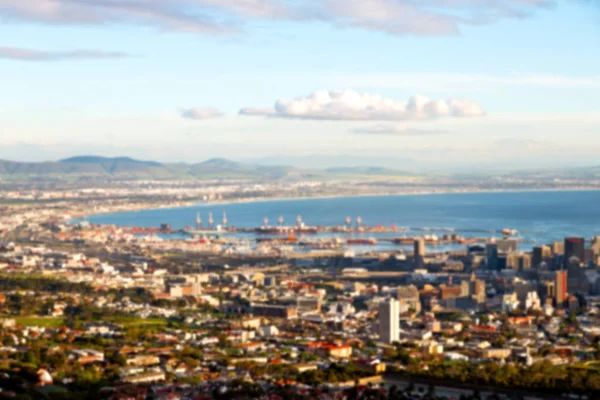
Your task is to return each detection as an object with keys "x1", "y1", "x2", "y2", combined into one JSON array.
[
  {"x1": 0, "y1": 156, "x2": 312, "y2": 182},
  {"x1": 0, "y1": 156, "x2": 420, "y2": 182},
  {"x1": 61, "y1": 155, "x2": 162, "y2": 167}
]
